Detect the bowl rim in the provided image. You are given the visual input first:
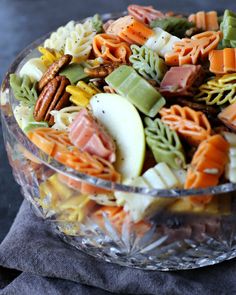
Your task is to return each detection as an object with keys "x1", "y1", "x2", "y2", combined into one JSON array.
[{"x1": 1, "y1": 12, "x2": 236, "y2": 198}]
